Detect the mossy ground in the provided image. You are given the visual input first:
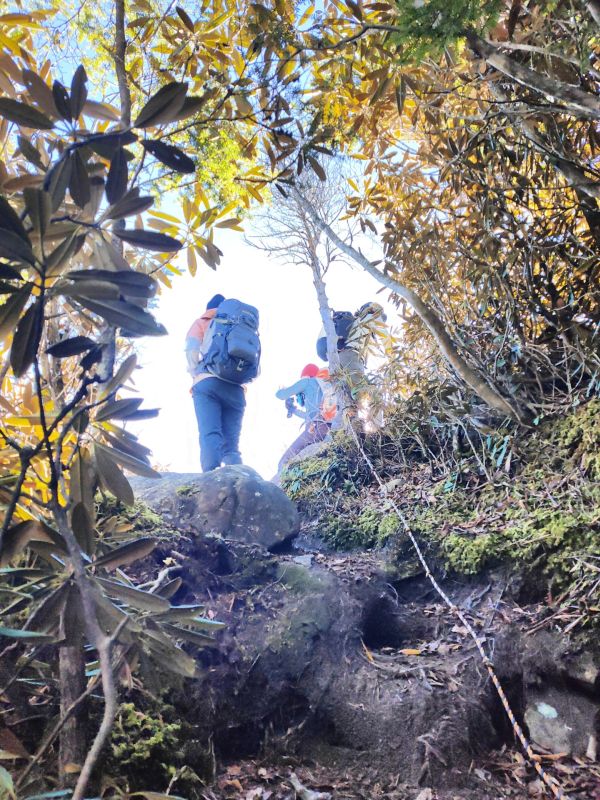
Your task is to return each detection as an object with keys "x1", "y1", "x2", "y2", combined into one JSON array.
[
  {"x1": 105, "y1": 693, "x2": 208, "y2": 796},
  {"x1": 96, "y1": 497, "x2": 179, "y2": 543},
  {"x1": 281, "y1": 401, "x2": 600, "y2": 609}
]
